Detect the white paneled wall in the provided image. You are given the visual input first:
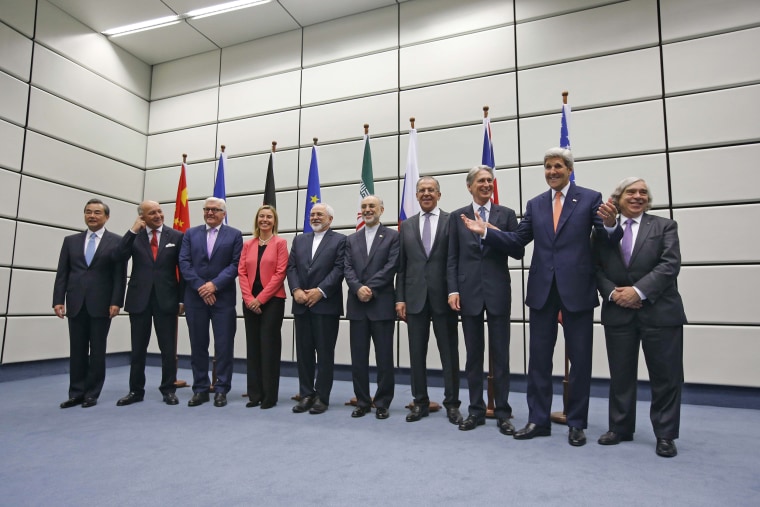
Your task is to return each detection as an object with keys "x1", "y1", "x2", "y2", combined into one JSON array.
[{"x1": 1, "y1": 0, "x2": 758, "y2": 391}]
